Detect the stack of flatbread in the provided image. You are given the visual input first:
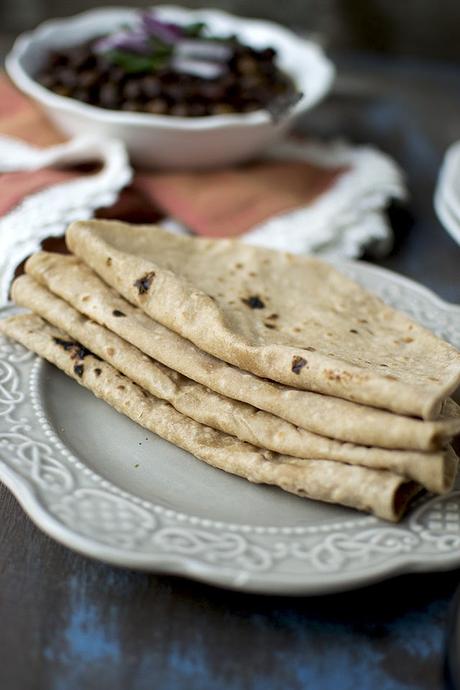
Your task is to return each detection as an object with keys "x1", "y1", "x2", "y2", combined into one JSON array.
[{"x1": 2, "y1": 220, "x2": 460, "y2": 522}]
